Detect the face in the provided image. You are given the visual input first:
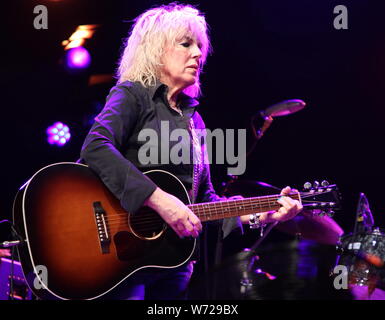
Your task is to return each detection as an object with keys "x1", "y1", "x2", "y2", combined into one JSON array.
[{"x1": 160, "y1": 36, "x2": 203, "y2": 90}]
